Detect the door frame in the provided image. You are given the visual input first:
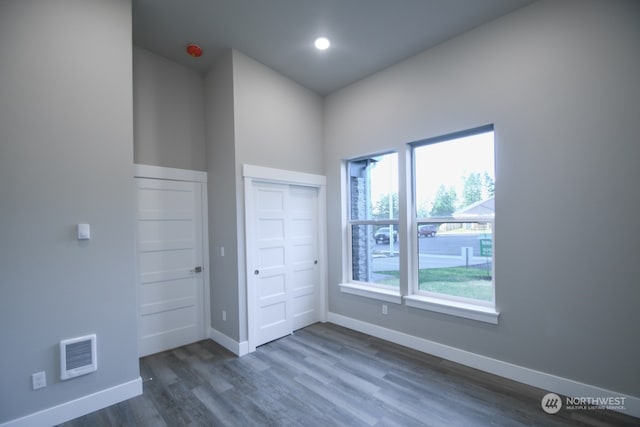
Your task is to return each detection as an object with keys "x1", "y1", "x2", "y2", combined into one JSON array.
[
  {"x1": 133, "y1": 164, "x2": 210, "y2": 356},
  {"x1": 243, "y1": 164, "x2": 327, "y2": 353}
]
